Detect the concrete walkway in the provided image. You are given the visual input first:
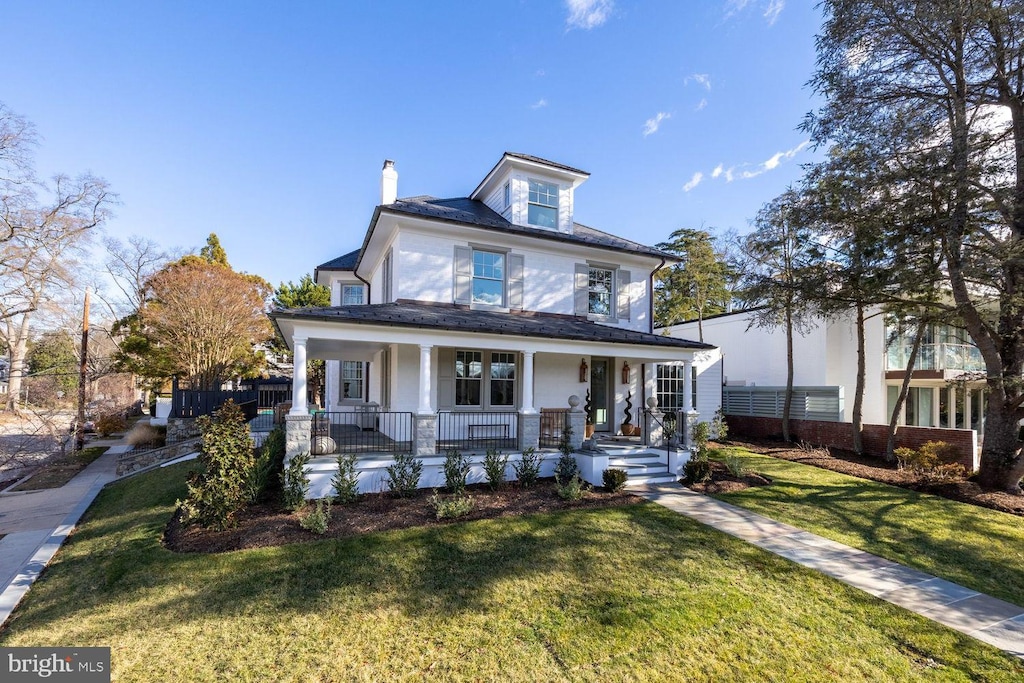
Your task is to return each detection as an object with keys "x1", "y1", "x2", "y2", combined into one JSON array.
[
  {"x1": 0, "y1": 442, "x2": 127, "y2": 628},
  {"x1": 636, "y1": 483, "x2": 1024, "y2": 660}
]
